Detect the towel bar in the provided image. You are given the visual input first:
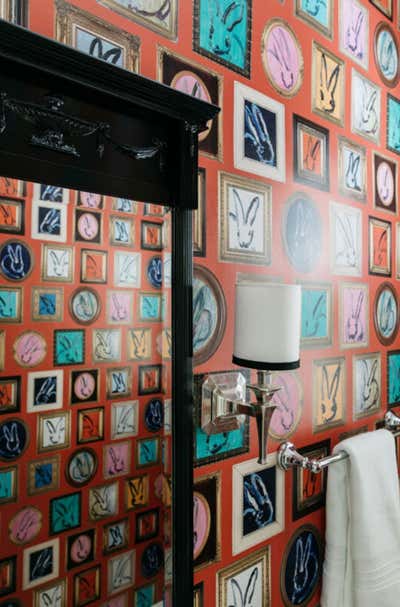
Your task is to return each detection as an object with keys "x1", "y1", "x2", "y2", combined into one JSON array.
[{"x1": 278, "y1": 411, "x2": 400, "y2": 473}]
